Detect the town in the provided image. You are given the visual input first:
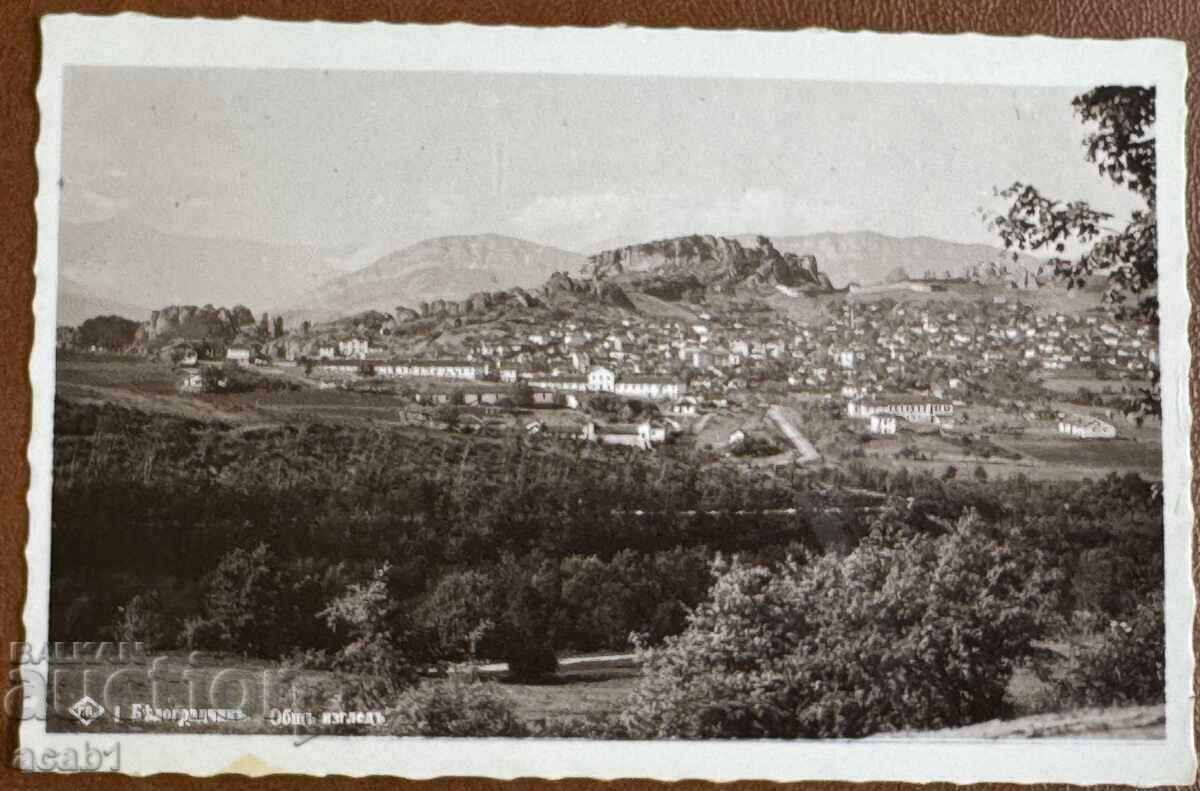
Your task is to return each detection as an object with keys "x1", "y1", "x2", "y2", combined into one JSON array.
[{"x1": 142, "y1": 288, "x2": 1158, "y2": 467}]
